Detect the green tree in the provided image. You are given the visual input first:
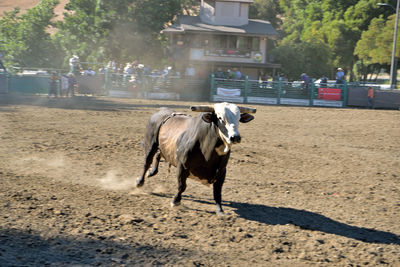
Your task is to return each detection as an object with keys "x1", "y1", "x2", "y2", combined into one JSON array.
[
  {"x1": 271, "y1": 41, "x2": 332, "y2": 80},
  {"x1": 0, "y1": 0, "x2": 60, "y2": 68},
  {"x1": 55, "y1": 0, "x2": 192, "y2": 67},
  {"x1": 249, "y1": 0, "x2": 282, "y2": 29},
  {"x1": 355, "y1": 14, "x2": 399, "y2": 80},
  {"x1": 277, "y1": 0, "x2": 386, "y2": 81}
]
